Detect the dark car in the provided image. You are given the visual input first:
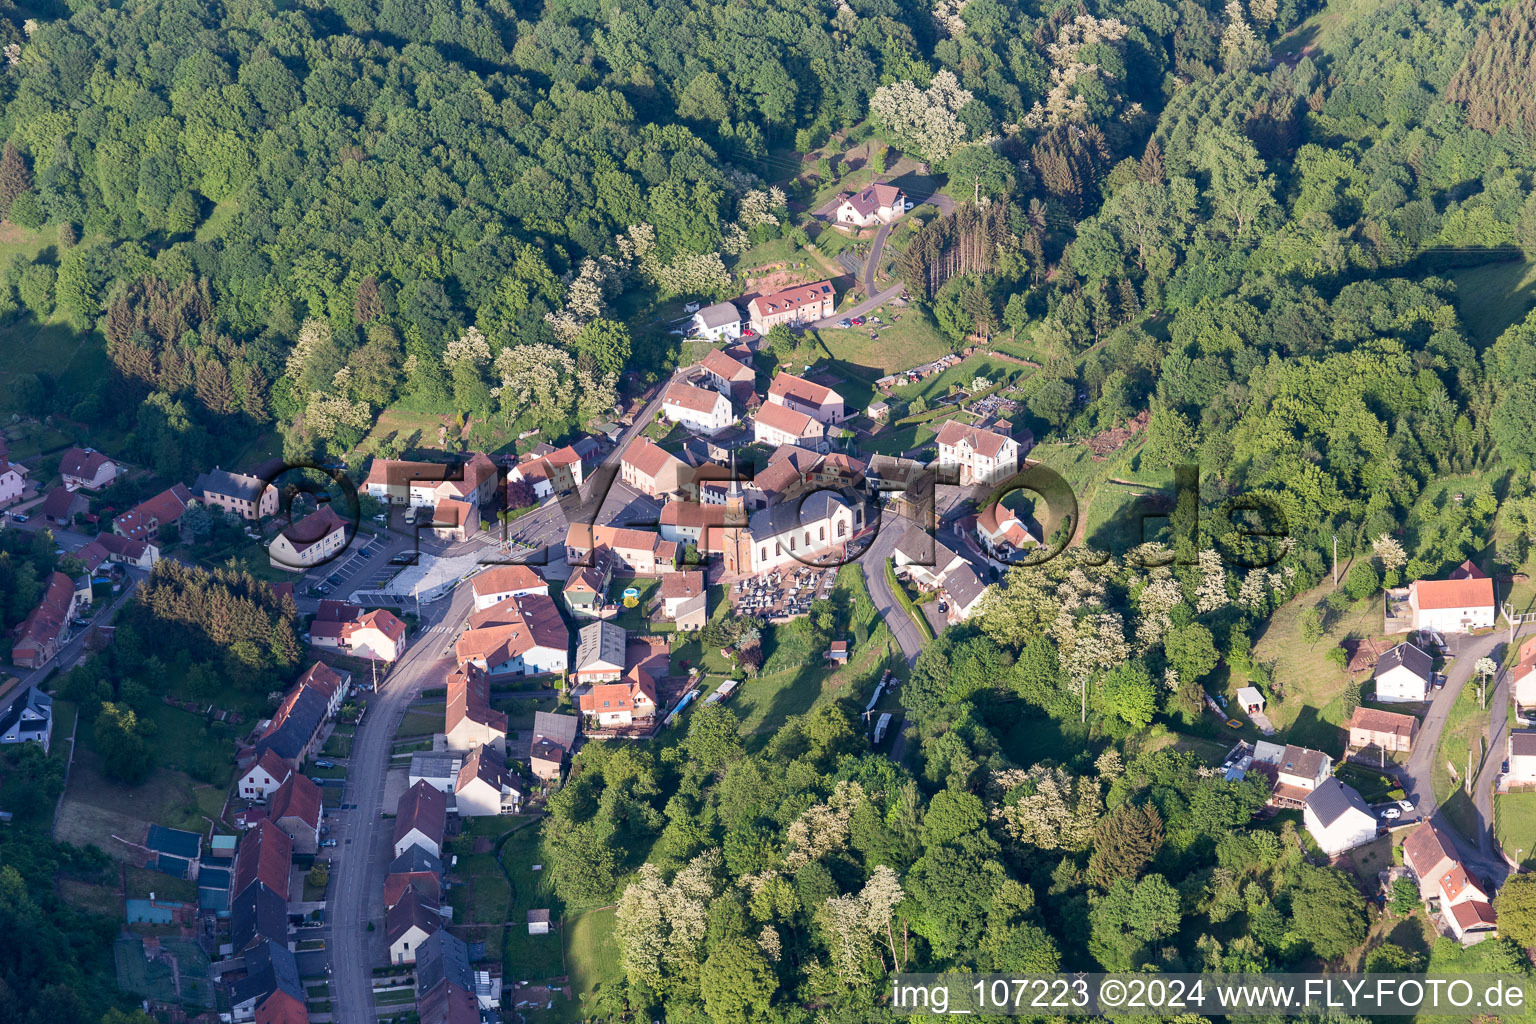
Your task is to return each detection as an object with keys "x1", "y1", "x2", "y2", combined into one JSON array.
[
  {"x1": 389, "y1": 552, "x2": 420, "y2": 565},
  {"x1": 836, "y1": 318, "x2": 852, "y2": 328},
  {"x1": 358, "y1": 548, "x2": 373, "y2": 559},
  {"x1": 327, "y1": 574, "x2": 344, "y2": 585}
]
